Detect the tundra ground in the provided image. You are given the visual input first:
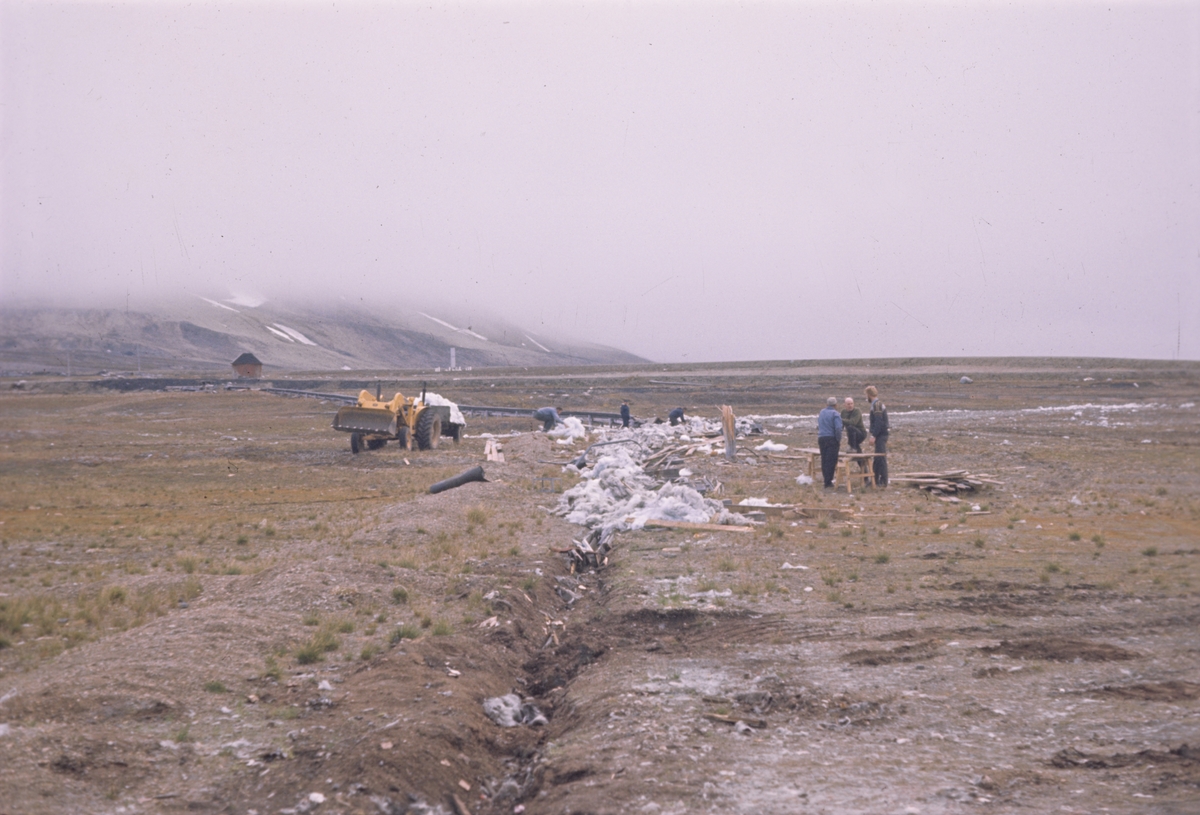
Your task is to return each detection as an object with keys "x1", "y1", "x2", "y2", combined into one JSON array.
[{"x1": 1, "y1": 361, "x2": 1198, "y2": 815}]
